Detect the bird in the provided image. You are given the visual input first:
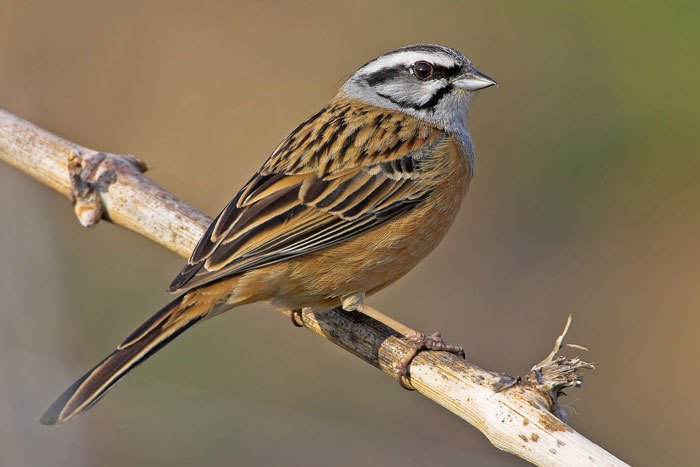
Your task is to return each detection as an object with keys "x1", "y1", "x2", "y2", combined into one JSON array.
[{"x1": 40, "y1": 44, "x2": 496, "y2": 425}]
